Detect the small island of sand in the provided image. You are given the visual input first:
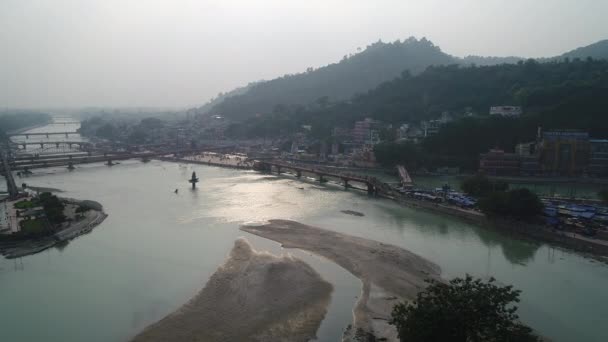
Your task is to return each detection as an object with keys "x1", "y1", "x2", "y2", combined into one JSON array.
[
  {"x1": 241, "y1": 219, "x2": 441, "y2": 341},
  {"x1": 131, "y1": 238, "x2": 333, "y2": 342},
  {"x1": 132, "y1": 220, "x2": 440, "y2": 342}
]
